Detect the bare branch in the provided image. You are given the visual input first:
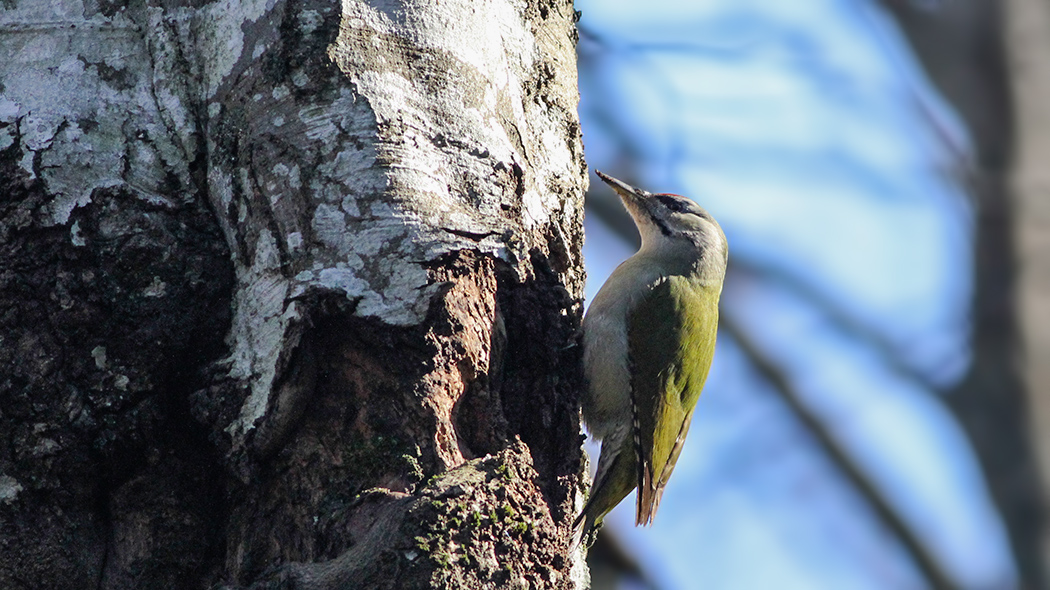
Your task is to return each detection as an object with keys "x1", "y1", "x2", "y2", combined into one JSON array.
[{"x1": 719, "y1": 312, "x2": 957, "y2": 590}]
